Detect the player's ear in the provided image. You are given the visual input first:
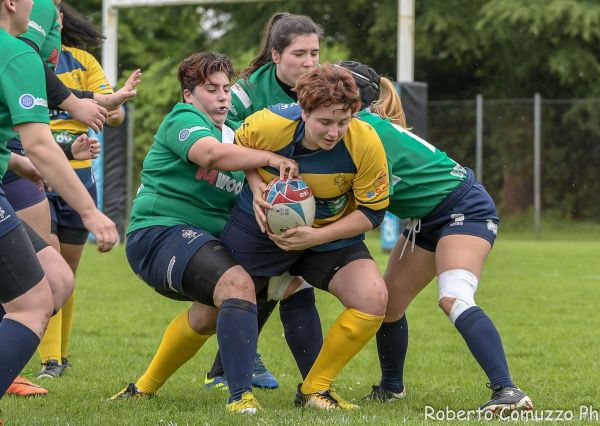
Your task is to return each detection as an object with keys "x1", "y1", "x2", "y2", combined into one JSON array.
[
  {"x1": 6, "y1": 0, "x2": 17, "y2": 13},
  {"x1": 271, "y1": 48, "x2": 280, "y2": 64},
  {"x1": 301, "y1": 110, "x2": 308, "y2": 122},
  {"x1": 182, "y1": 89, "x2": 193, "y2": 104}
]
